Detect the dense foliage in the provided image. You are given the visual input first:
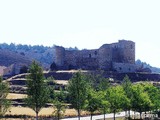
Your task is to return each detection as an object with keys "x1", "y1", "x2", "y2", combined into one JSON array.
[
  {"x1": 0, "y1": 76, "x2": 10, "y2": 117},
  {"x1": 24, "y1": 63, "x2": 160, "y2": 120},
  {"x1": 25, "y1": 61, "x2": 49, "y2": 120}
]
